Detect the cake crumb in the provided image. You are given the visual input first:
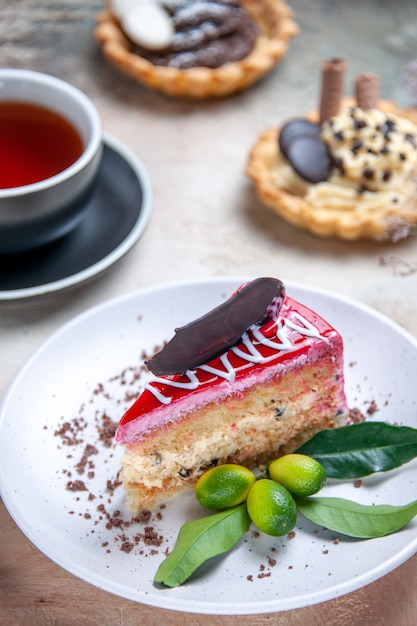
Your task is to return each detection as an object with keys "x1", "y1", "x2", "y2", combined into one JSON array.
[
  {"x1": 120, "y1": 541, "x2": 134, "y2": 553},
  {"x1": 348, "y1": 407, "x2": 366, "y2": 423},
  {"x1": 54, "y1": 419, "x2": 86, "y2": 446},
  {"x1": 106, "y1": 477, "x2": 122, "y2": 494},
  {"x1": 97, "y1": 413, "x2": 118, "y2": 447},
  {"x1": 142, "y1": 527, "x2": 164, "y2": 547},
  {"x1": 136, "y1": 510, "x2": 152, "y2": 524},
  {"x1": 66, "y1": 479, "x2": 88, "y2": 492},
  {"x1": 52, "y1": 354, "x2": 168, "y2": 559},
  {"x1": 75, "y1": 444, "x2": 98, "y2": 475},
  {"x1": 366, "y1": 400, "x2": 378, "y2": 415}
]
